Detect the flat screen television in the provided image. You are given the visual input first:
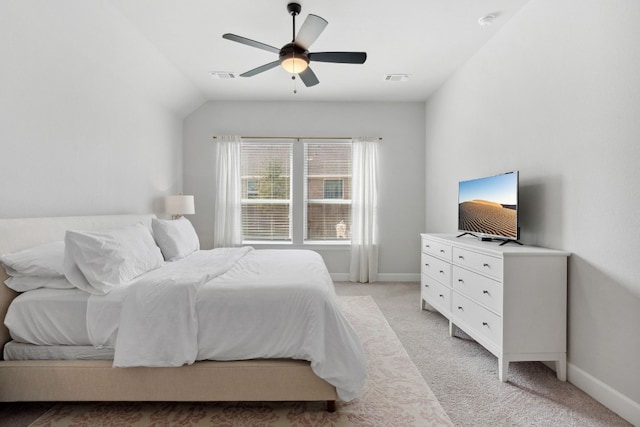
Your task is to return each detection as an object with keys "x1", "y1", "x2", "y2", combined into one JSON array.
[{"x1": 457, "y1": 171, "x2": 520, "y2": 243}]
